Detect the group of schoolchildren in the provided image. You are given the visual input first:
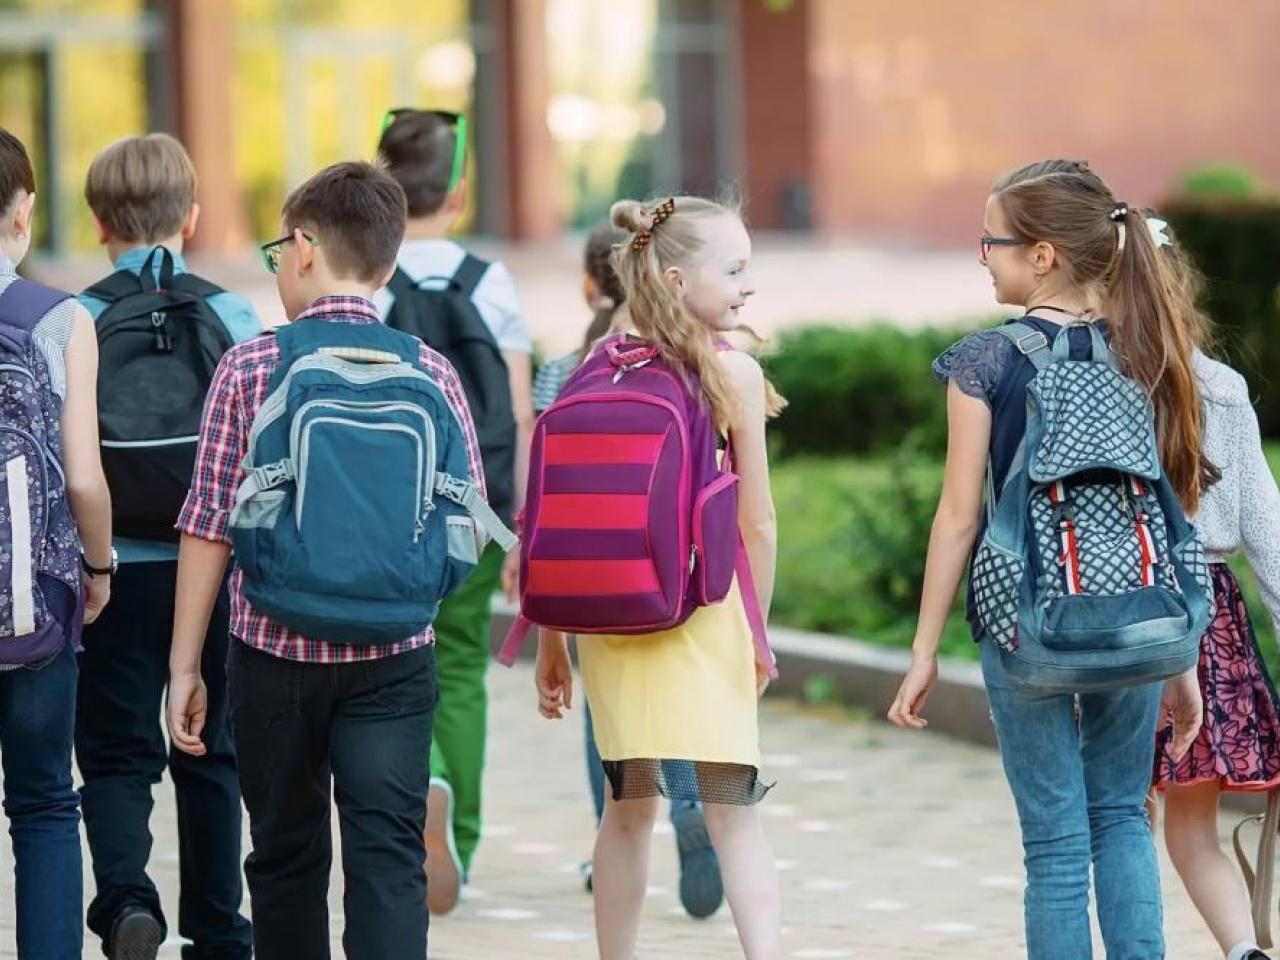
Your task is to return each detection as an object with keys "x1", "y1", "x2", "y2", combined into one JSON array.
[{"x1": 0, "y1": 116, "x2": 1277, "y2": 960}]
